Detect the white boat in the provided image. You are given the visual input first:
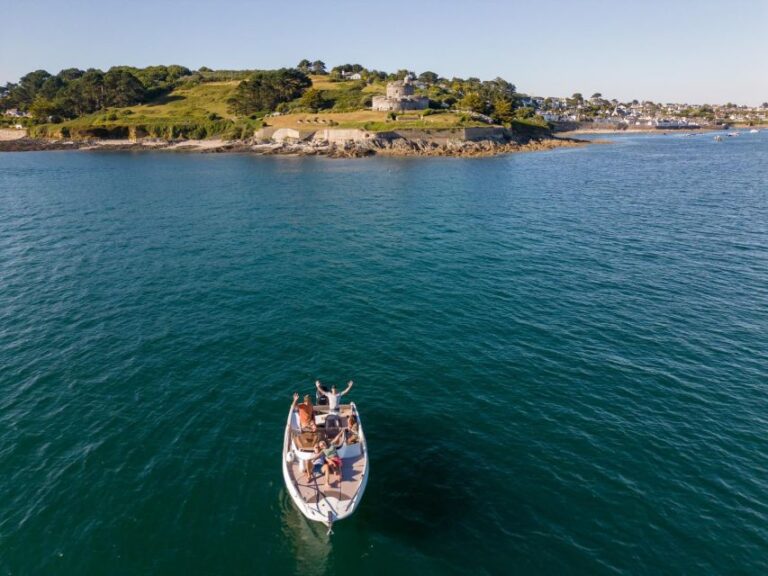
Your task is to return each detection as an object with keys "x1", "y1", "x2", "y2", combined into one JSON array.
[
  {"x1": 750, "y1": 129, "x2": 759, "y2": 133},
  {"x1": 282, "y1": 394, "x2": 369, "y2": 530}
]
